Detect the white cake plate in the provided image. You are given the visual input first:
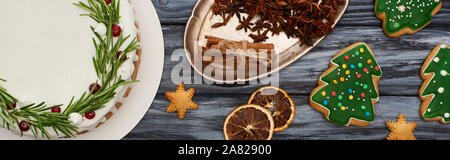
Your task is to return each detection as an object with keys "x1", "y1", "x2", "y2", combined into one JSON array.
[{"x1": 0, "y1": 0, "x2": 165, "y2": 140}]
